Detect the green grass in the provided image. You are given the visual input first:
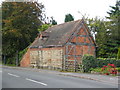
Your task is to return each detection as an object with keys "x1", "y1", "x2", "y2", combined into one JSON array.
[
  {"x1": 90, "y1": 68, "x2": 102, "y2": 73},
  {"x1": 3, "y1": 63, "x2": 16, "y2": 67}
]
